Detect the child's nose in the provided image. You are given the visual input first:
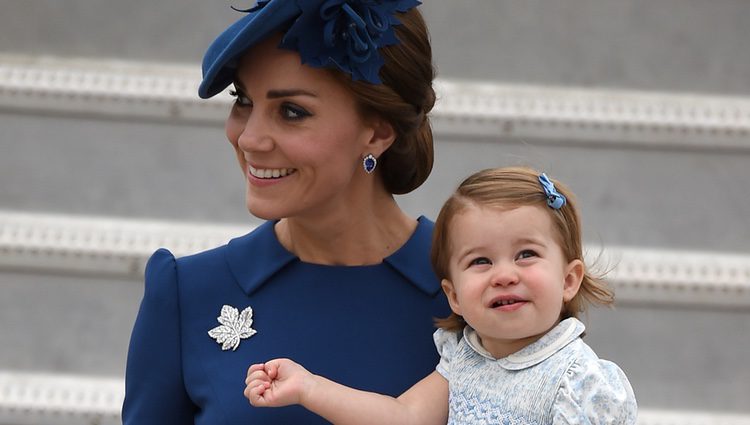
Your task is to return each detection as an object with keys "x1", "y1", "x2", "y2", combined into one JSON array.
[{"x1": 490, "y1": 263, "x2": 519, "y2": 287}]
